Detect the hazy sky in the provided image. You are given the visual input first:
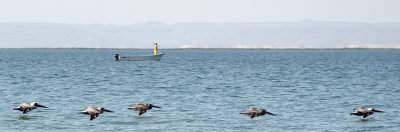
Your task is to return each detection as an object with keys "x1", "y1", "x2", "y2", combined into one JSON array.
[{"x1": 1, "y1": 0, "x2": 399, "y2": 25}]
